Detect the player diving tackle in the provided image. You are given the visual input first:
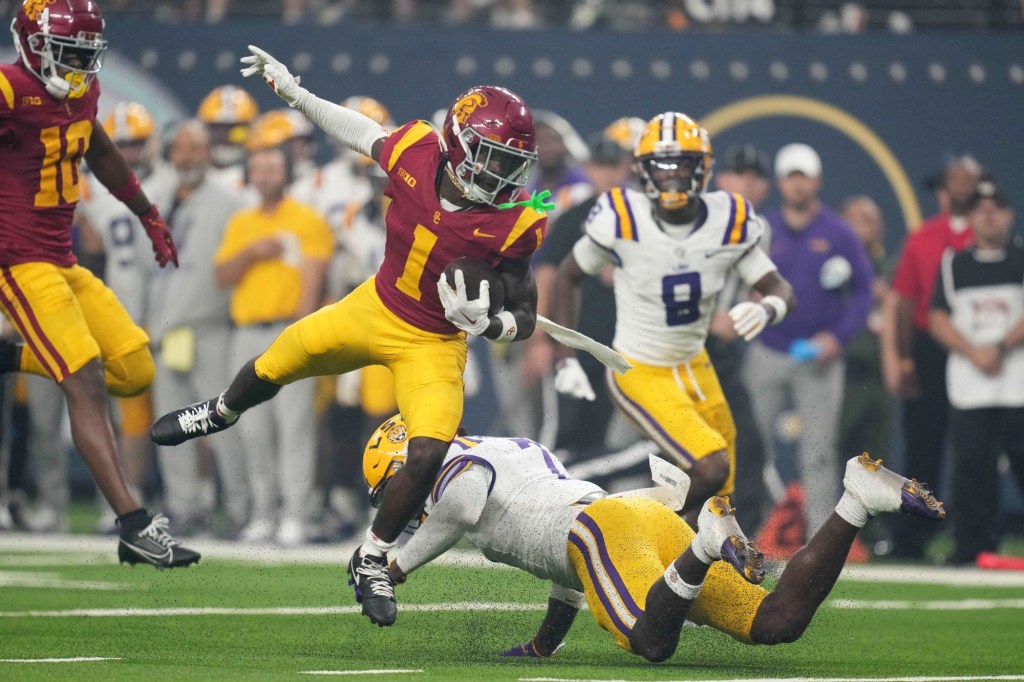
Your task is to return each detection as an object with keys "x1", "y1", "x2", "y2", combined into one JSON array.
[{"x1": 364, "y1": 415, "x2": 945, "y2": 660}]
